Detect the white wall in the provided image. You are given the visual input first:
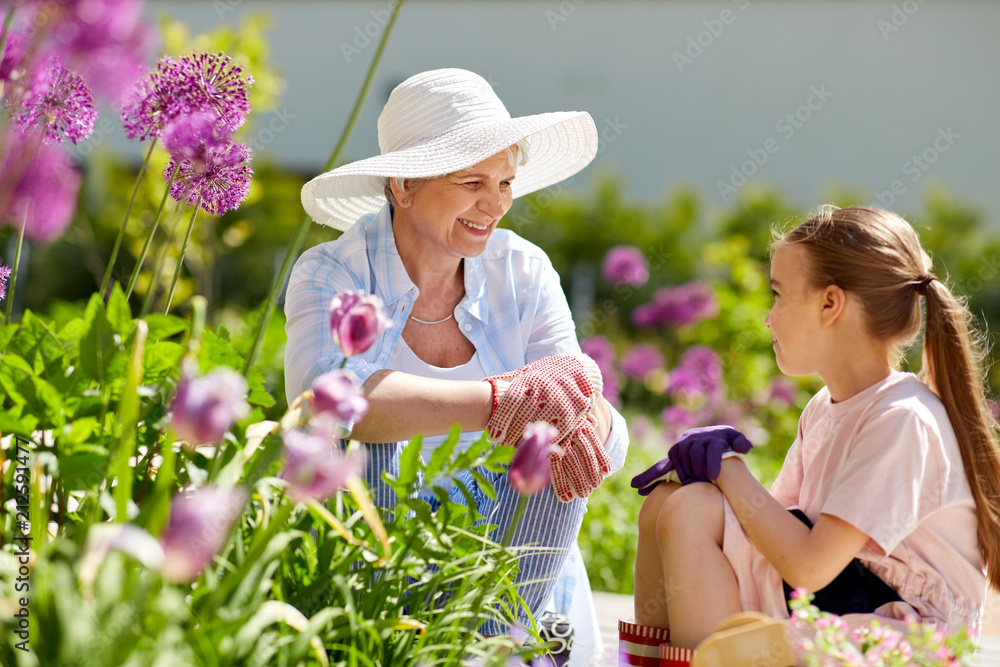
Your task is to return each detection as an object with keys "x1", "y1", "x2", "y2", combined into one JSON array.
[{"x1": 133, "y1": 0, "x2": 1000, "y2": 220}]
